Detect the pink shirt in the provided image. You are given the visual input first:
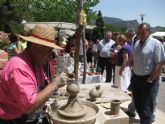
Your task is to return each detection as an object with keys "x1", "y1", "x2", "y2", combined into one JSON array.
[{"x1": 0, "y1": 51, "x2": 46, "y2": 119}]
